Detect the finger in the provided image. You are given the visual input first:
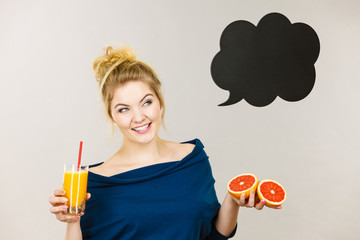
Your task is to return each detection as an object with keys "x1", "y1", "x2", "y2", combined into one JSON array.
[
  {"x1": 50, "y1": 205, "x2": 68, "y2": 214},
  {"x1": 239, "y1": 193, "x2": 246, "y2": 205},
  {"x1": 49, "y1": 196, "x2": 68, "y2": 206},
  {"x1": 267, "y1": 204, "x2": 282, "y2": 209},
  {"x1": 54, "y1": 189, "x2": 66, "y2": 196},
  {"x1": 86, "y1": 193, "x2": 91, "y2": 200},
  {"x1": 255, "y1": 199, "x2": 266, "y2": 210},
  {"x1": 57, "y1": 213, "x2": 80, "y2": 222},
  {"x1": 231, "y1": 196, "x2": 241, "y2": 205},
  {"x1": 254, "y1": 192, "x2": 260, "y2": 202},
  {"x1": 246, "y1": 189, "x2": 255, "y2": 207}
]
